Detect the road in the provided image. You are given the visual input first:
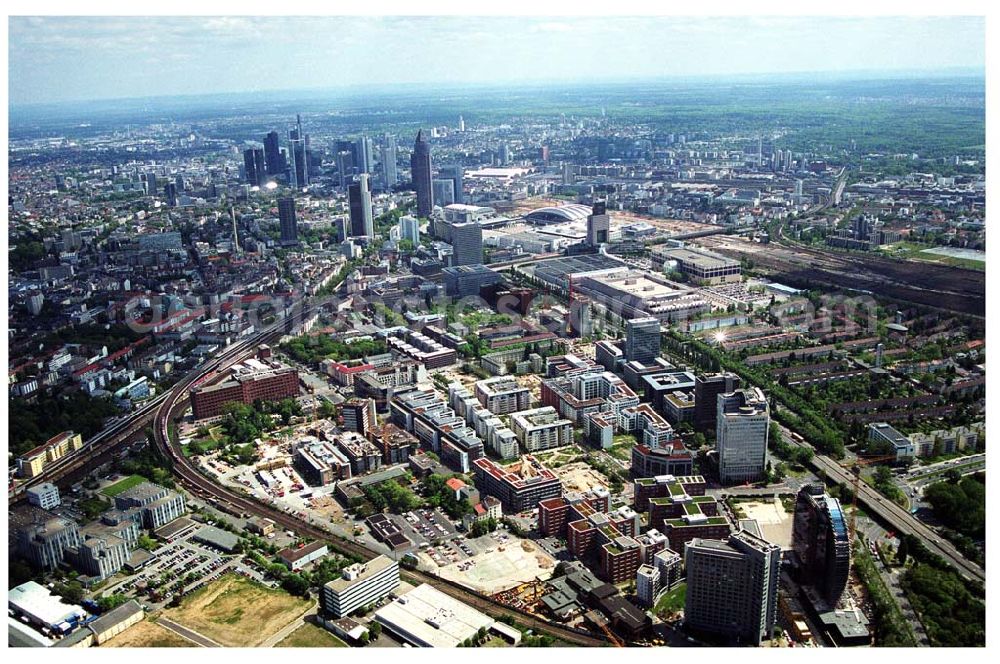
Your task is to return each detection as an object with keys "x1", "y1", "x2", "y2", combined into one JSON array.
[
  {"x1": 776, "y1": 423, "x2": 984, "y2": 584},
  {"x1": 157, "y1": 617, "x2": 221, "y2": 647},
  {"x1": 149, "y1": 333, "x2": 608, "y2": 647},
  {"x1": 8, "y1": 298, "x2": 320, "y2": 502}
]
